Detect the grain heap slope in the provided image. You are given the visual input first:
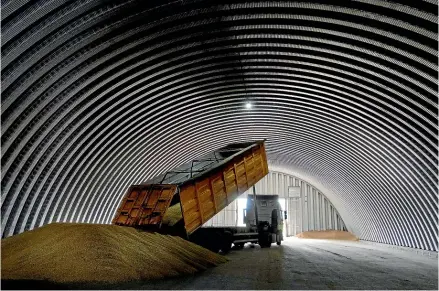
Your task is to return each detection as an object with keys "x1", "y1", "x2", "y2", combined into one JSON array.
[
  {"x1": 1, "y1": 223, "x2": 227, "y2": 283},
  {"x1": 297, "y1": 230, "x2": 359, "y2": 241},
  {"x1": 162, "y1": 203, "x2": 183, "y2": 226}
]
